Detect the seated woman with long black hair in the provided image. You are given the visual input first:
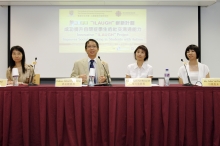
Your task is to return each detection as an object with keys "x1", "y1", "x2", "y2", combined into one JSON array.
[{"x1": 6, "y1": 46, "x2": 34, "y2": 84}]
